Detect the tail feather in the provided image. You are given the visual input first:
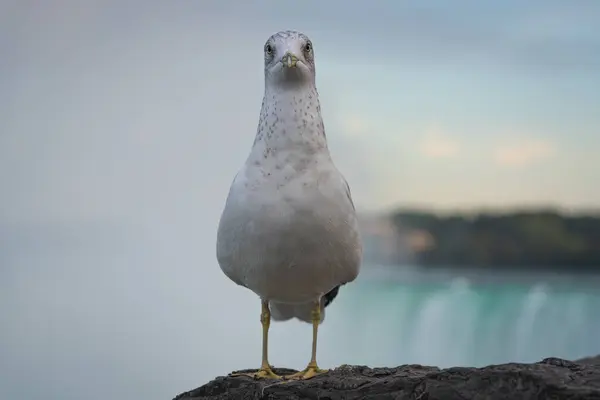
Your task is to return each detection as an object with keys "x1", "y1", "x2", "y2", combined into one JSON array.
[
  {"x1": 270, "y1": 301, "x2": 325, "y2": 323},
  {"x1": 269, "y1": 284, "x2": 343, "y2": 323}
]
